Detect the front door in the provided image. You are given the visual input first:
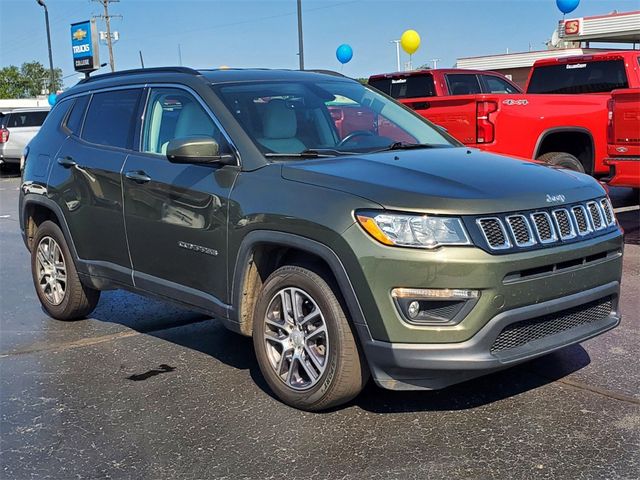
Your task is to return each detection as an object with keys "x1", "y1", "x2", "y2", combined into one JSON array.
[{"x1": 122, "y1": 87, "x2": 238, "y2": 315}]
